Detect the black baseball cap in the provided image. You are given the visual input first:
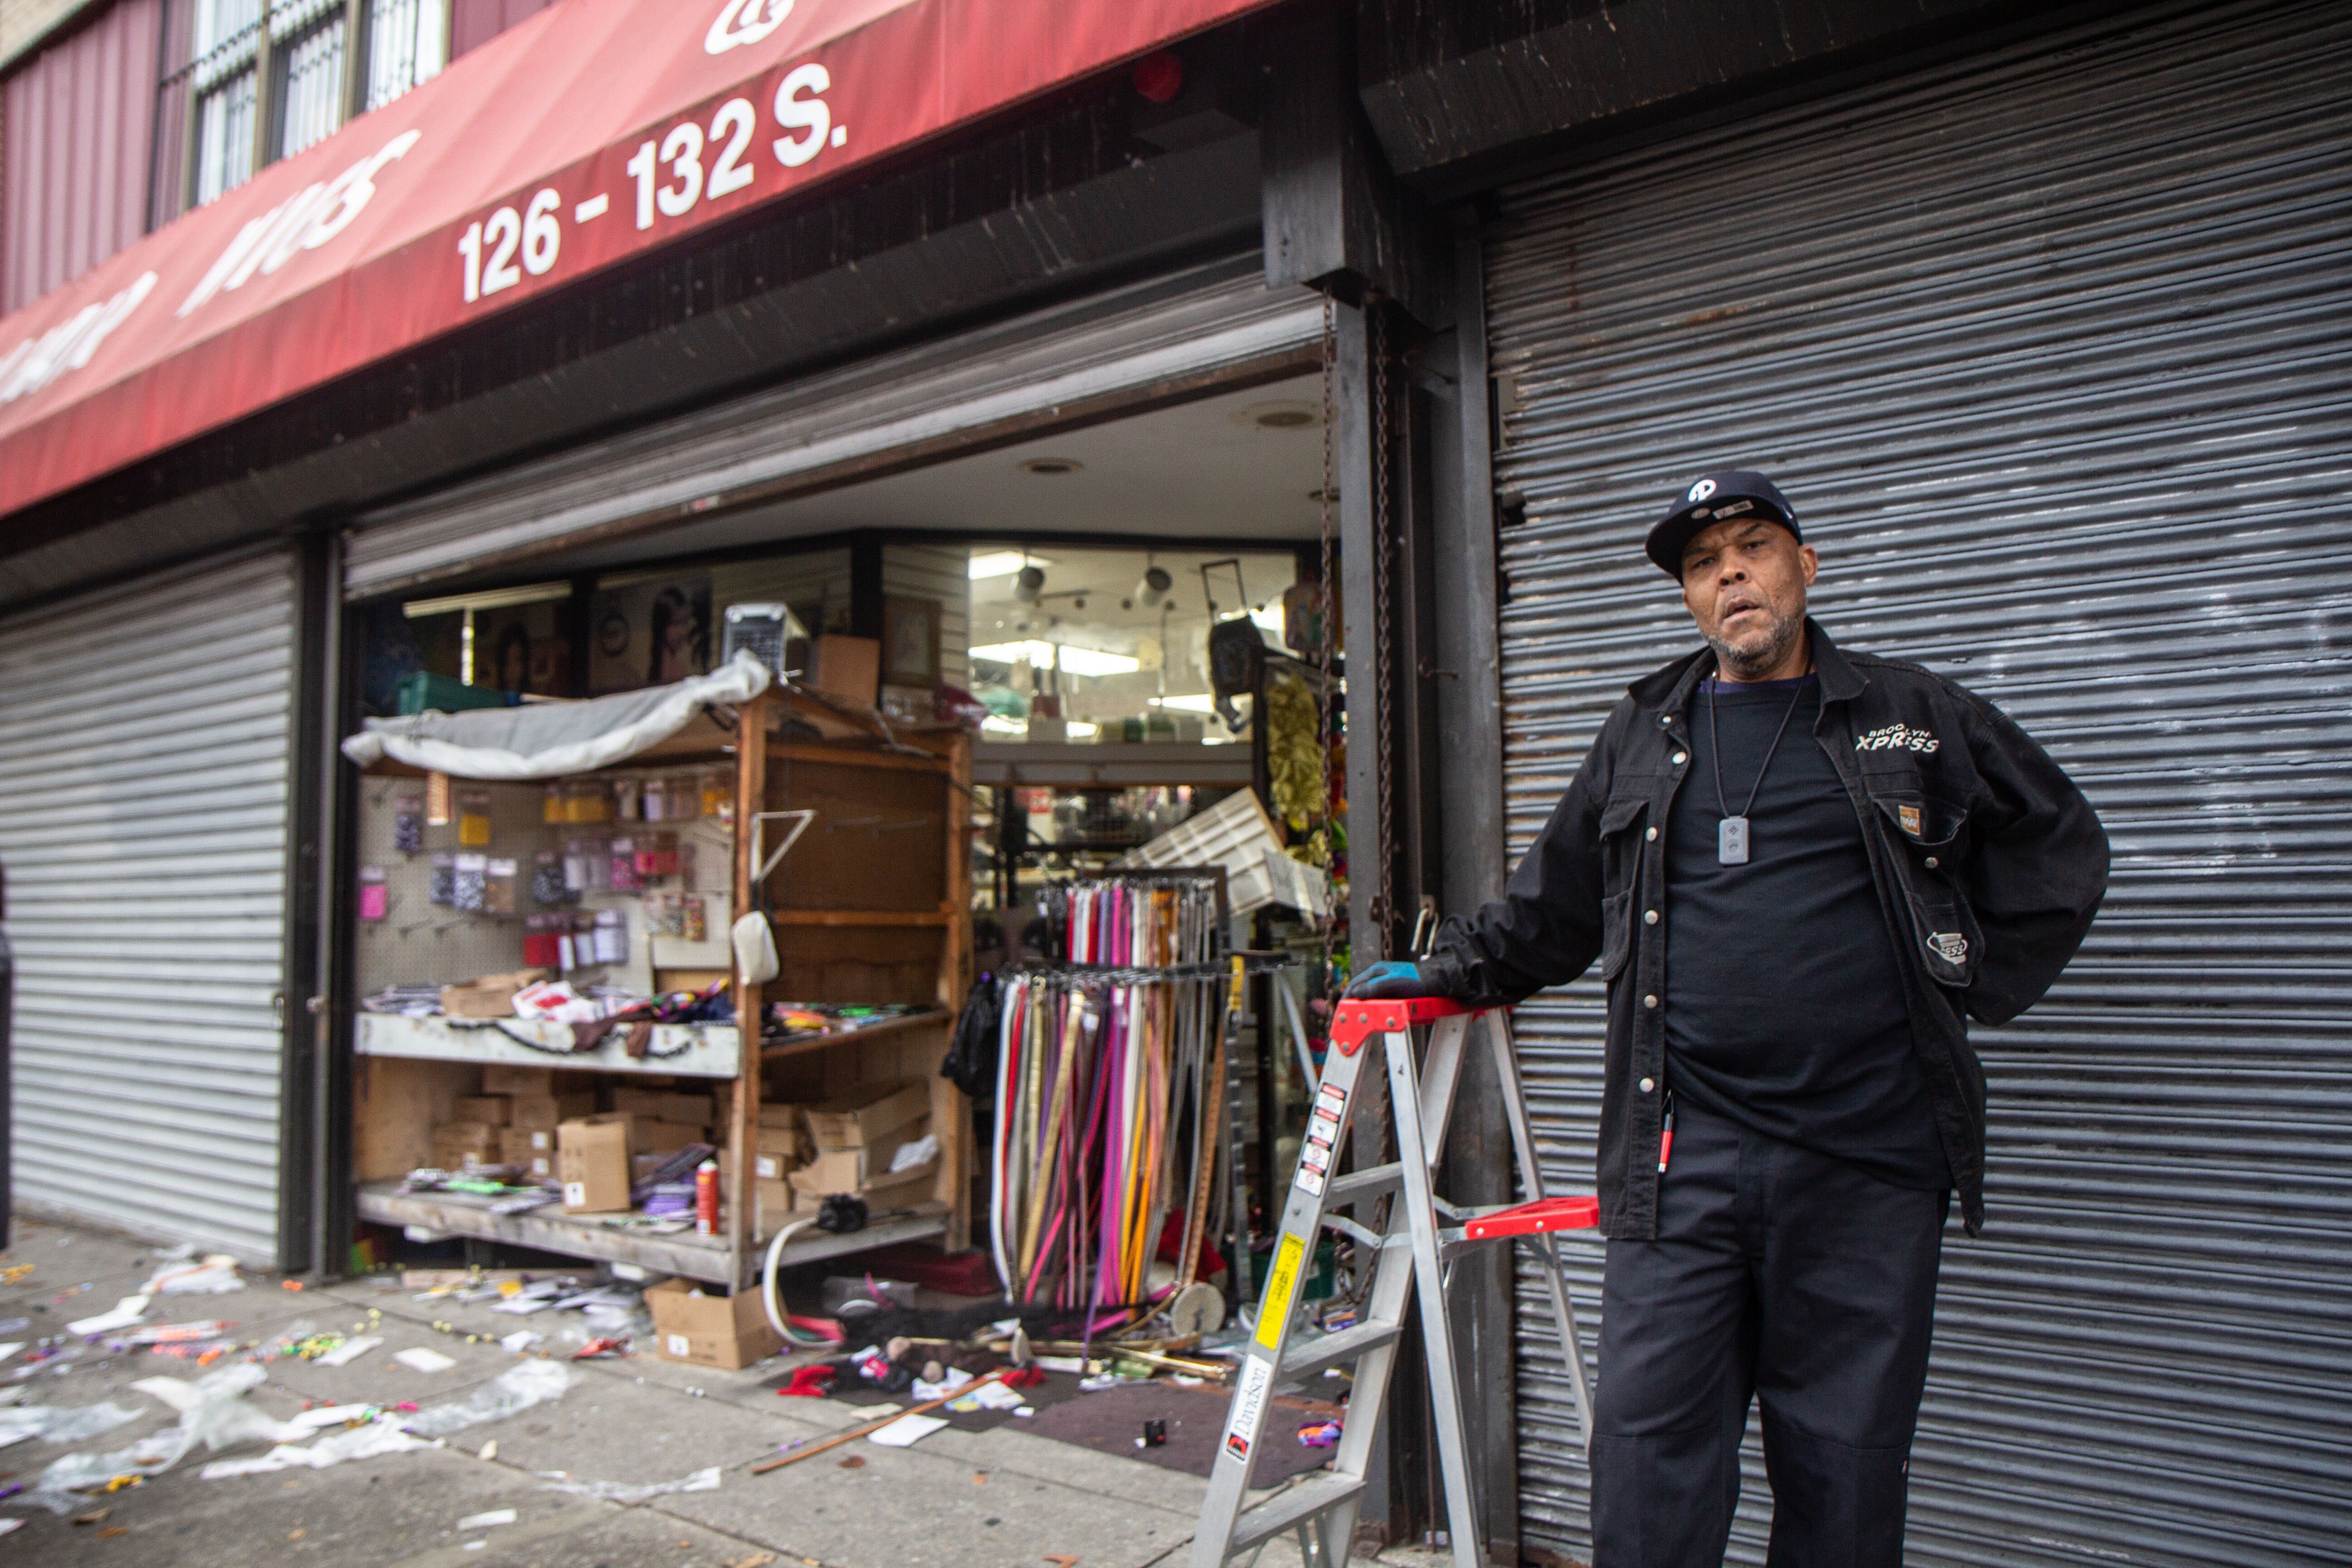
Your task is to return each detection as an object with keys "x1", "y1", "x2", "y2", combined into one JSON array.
[{"x1": 1645, "y1": 470, "x2": 1801, "y2": 578}]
